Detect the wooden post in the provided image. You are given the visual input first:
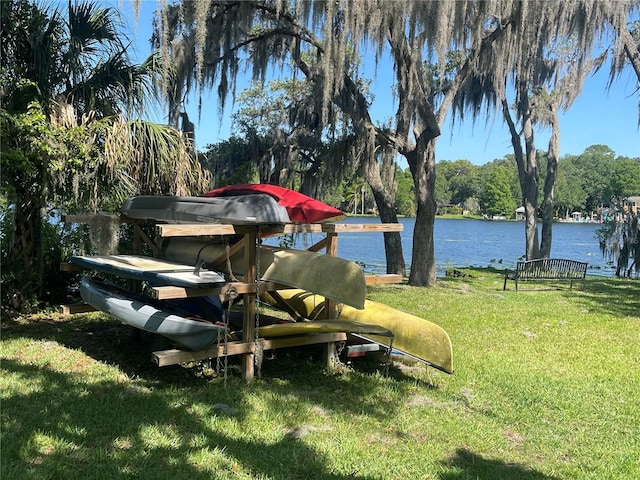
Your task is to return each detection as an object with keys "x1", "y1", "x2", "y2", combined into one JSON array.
[
  {"x1": 323, "y1": 231, "x2": 339, "y2": 369},
  {"x1": 324, "y1": 232, "x2": 339, "y2": 319},
  {"x1": 325, "y1": 231, "x2": 338, "y2": 257},
  {"x1": 132, "y1": 222, "x2": 144, "y2": 294},
  {"x1": 241, "y1": 232, "x2": 257, "y2": 382}
]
